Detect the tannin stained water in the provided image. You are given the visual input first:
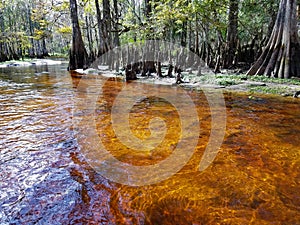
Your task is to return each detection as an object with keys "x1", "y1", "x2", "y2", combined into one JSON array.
[{"x1": 0, "y1": 65, "x2": 299, "y2": 224}]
